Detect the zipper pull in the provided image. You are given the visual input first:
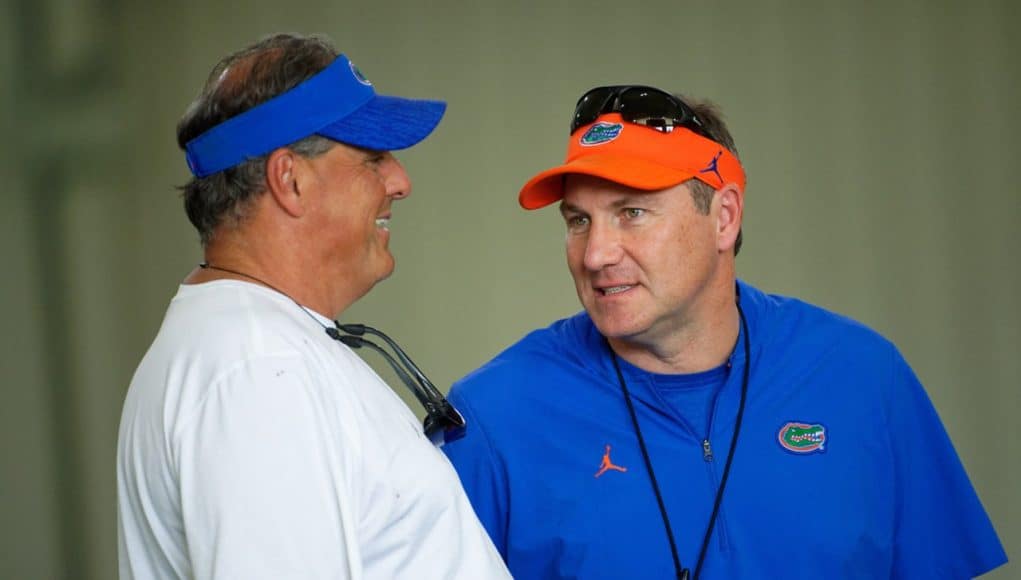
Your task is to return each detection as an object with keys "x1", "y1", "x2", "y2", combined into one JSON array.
[{"x1": 702, "y1": 439, "x2": 714, "y2": 462}]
